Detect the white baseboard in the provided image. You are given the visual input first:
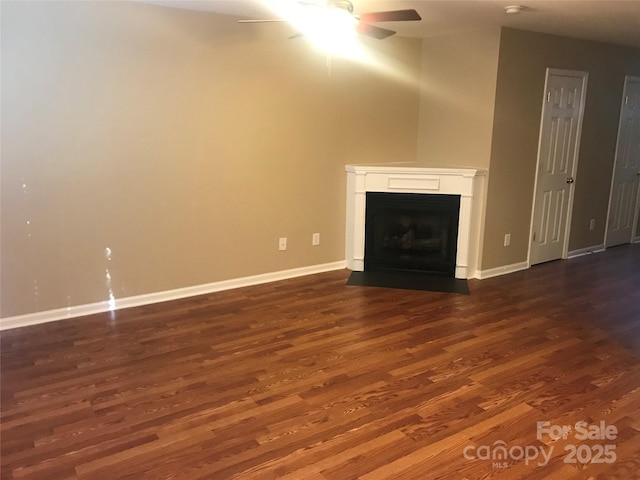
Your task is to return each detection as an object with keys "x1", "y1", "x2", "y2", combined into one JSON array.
[
  {"x1": 634, "y1": 236, "x2": 640, "y2": 244},
  {"x1": 0, "y1": 261, "x2": 346, "y2": 331},
  {"x1": 476, "y1": 261, "x2": 529, "y2": 280},
  {"x1": 567, "y1": 244, "x2": 605, "y2": 259}
]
